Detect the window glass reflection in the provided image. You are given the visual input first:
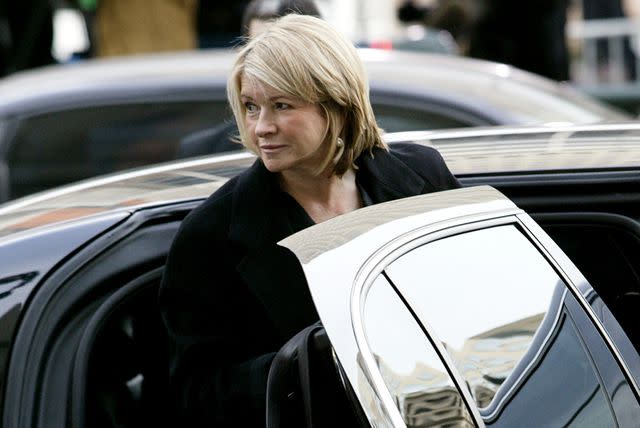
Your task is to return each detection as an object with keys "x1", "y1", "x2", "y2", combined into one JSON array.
[
  {"x1": 383, "y1": 224, "x2": 624, "y2": 426},
  {"x1": 8, "y1": 101, "x2": 231, "y2": 198},
  {"x1": 363, "y1": 275, "x2": 475, "y2": 427},
  {"x1": 487, "y1": 313, "x2": 615, "y2": 427},
  {"x1": 385, "y1": 225, "x2": 560, "y2": 408}
]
